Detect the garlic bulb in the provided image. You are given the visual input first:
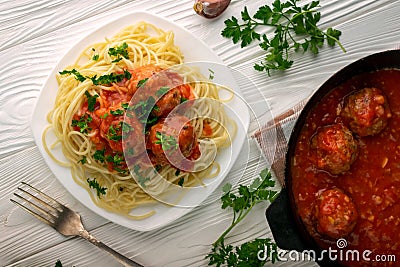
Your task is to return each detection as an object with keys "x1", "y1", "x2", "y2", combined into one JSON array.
[{"x1": 193, "y1": 0, "x2": 231, "y2": 19}]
